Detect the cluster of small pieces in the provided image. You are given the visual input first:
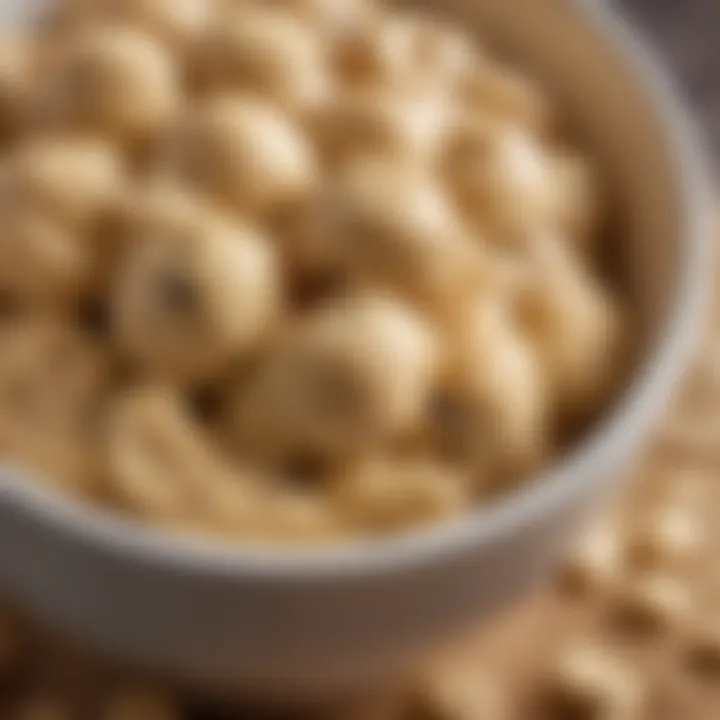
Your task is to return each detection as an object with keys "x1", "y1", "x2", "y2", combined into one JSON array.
[
  {"x1": 0, "y1": 0, "x2": 624, "y2": 542},
  {"x1": 346, "y1": 437, "x2": 719, "y2": 715},
  {"x1": 400, "y1": 322, "x2": 720, "y2": 719}
]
